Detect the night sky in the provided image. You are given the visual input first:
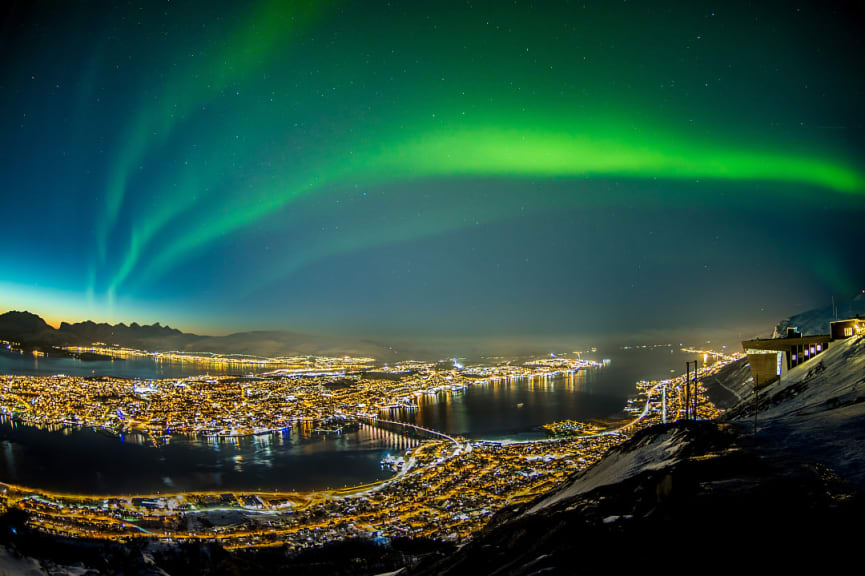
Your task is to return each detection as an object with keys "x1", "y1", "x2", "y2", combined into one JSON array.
[{"x1": 1, "y1": 1, "x2": 864, "y2": 347}]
